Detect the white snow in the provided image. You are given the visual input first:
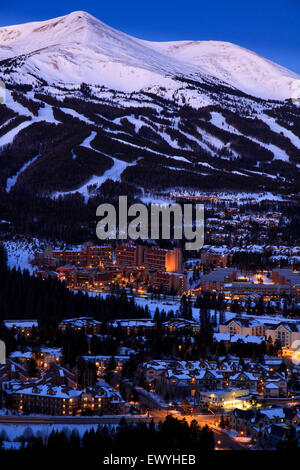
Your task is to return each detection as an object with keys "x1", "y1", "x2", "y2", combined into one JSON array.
[
  {"x1": 6, "y1": 154, "x2": 40, "y2": 192},
  {"x1": 53, "y1": 131, "x2": 137, "y2": 201},
  {"x1": 3, "y1": 238, "x2": 44, "y2": 273},
  {"x1": 60, "y1": 107, "x2": 95, "y2": 125},
  {"x1": 209, "y1": 111, "x2": 290, "y2": 161},
  {"x1": 261, "y1": 114, "x2": 300, "y2": 149},
  {"x1": 151, "y1": 39, "x2": 300, "y2": 100},
  {"x1": 68, "y1": 156, "x2": 134, "y2": 201},
  {"x1": 0, "y1": 91, "x2": 59, "y2": 148},
  {"x1": 0, "y1": 120, "x2": 32, "y2": 148},
  {"x1": 0, "y1": 11, "x2": 299, "y2": 100}
]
